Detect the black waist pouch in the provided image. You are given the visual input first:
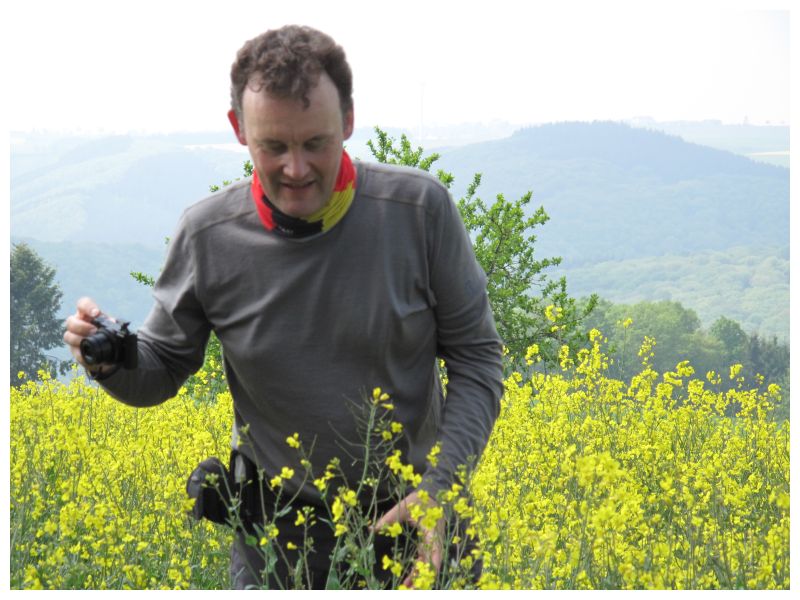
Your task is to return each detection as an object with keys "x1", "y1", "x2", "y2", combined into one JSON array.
[
  {"x1": 186, "y1": 455, "x2": 235, "y2": 525},
  {"x1": 186, "y1": 449, "x2": 269, "y2": 532}
]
